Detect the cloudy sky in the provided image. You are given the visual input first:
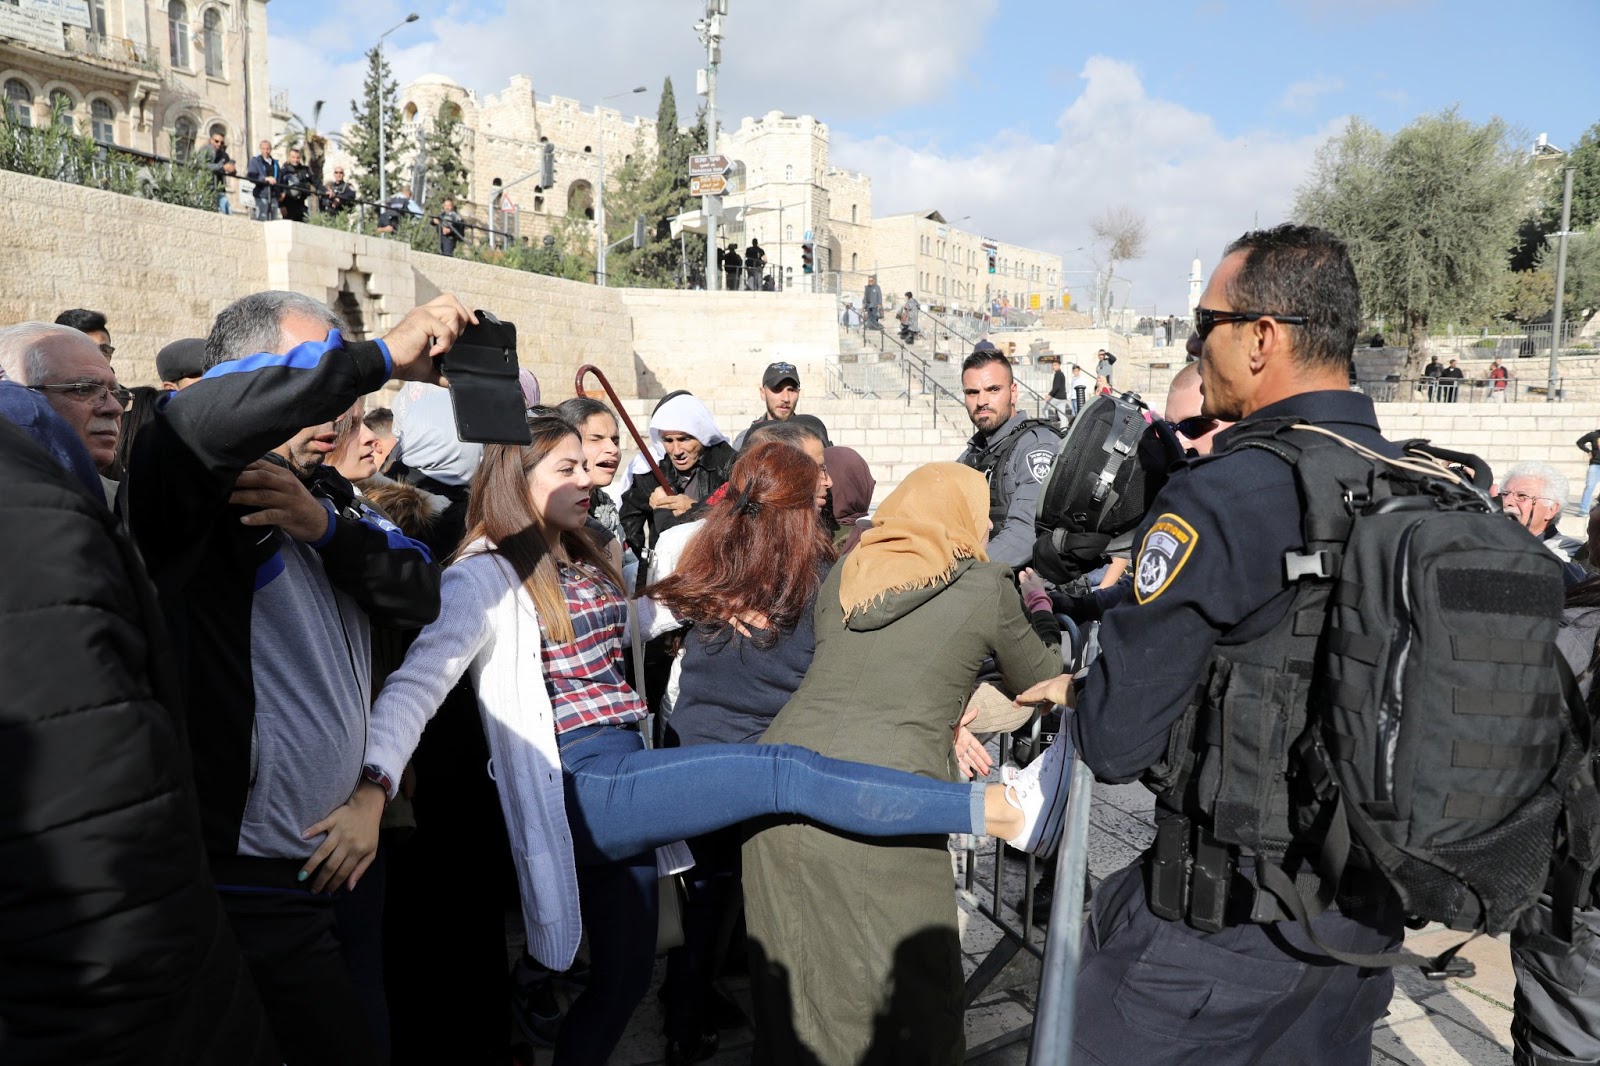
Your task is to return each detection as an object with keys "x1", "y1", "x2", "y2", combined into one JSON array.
[{"x1": 267, "y1": 0, "x2": 1597, "y2": 311}]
